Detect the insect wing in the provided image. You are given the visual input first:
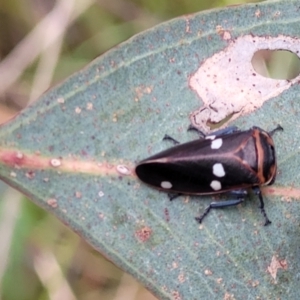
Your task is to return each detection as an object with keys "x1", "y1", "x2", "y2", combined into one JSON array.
[{"x1": 135, "y1": 130, "x2": 261, "y2": 194}]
